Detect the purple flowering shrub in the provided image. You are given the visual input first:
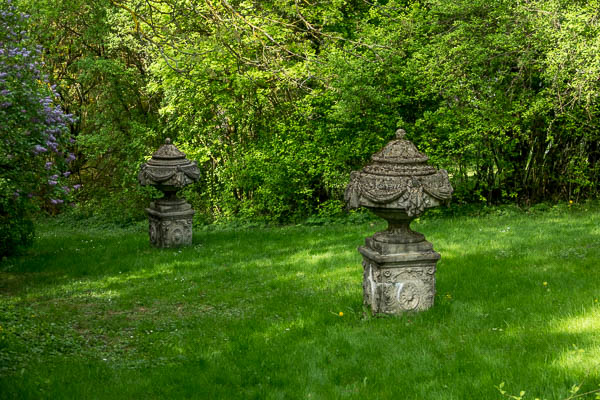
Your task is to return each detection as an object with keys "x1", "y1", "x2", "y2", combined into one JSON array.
[{"x1": 0, "y1": 0, "x2": 77, "y2": 255}]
